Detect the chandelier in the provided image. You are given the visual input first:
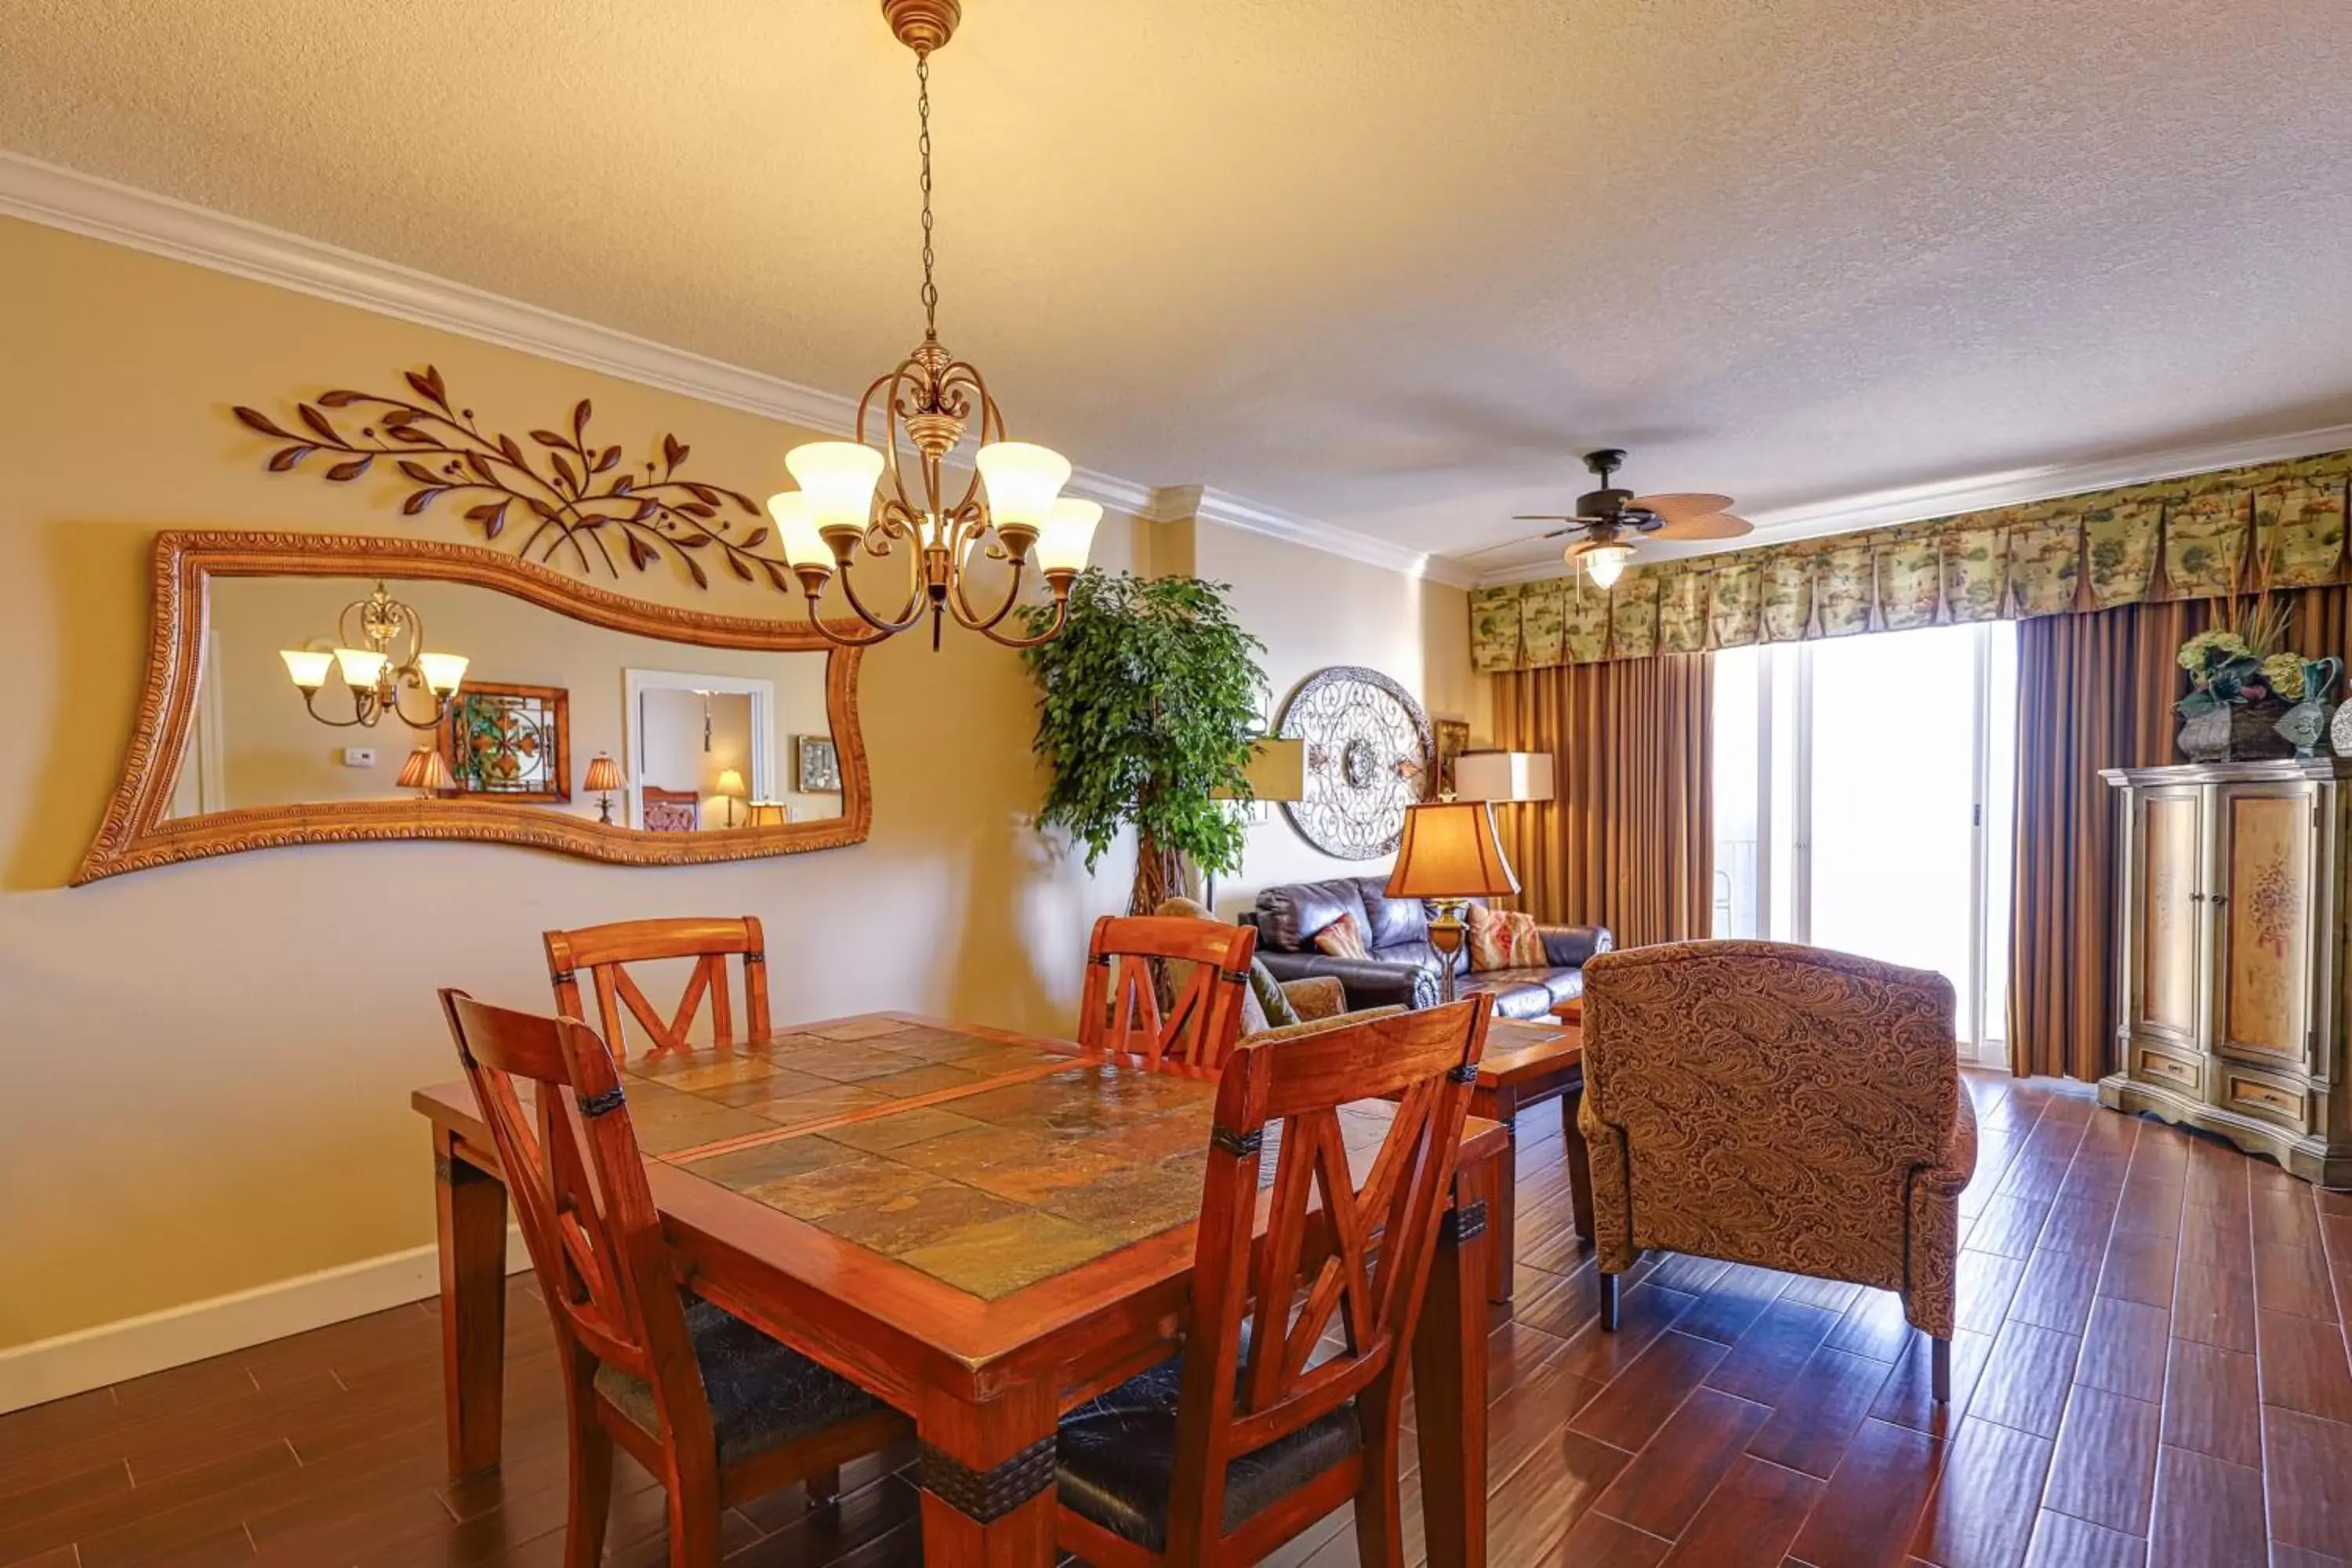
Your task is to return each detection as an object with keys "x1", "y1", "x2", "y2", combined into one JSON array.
[
  {"x1": 278, "y1": 581, "x2": 469, "y2": 729},
  {"x1": 765, "y1": 0, "x2": 1098, "y2": 652}
]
